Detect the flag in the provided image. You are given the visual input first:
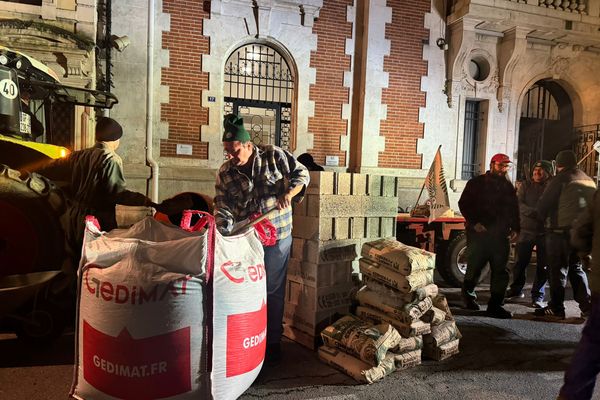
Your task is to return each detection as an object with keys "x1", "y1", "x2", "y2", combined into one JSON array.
[{"x1": 424, "y1": 146, "x2": 450, "y2": 223}]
